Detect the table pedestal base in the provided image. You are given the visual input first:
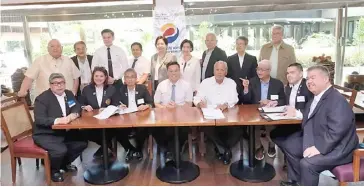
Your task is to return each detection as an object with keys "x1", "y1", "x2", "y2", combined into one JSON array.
[
  {"x1": 84, "y1": 161, "x2": 129, "y2": 185},
  {"x1": 156, "y1": 160, "x2": 200, "y2": 184},
  {"x1": 230, "y1": 159, "x2": 275, "y2": 183}
]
